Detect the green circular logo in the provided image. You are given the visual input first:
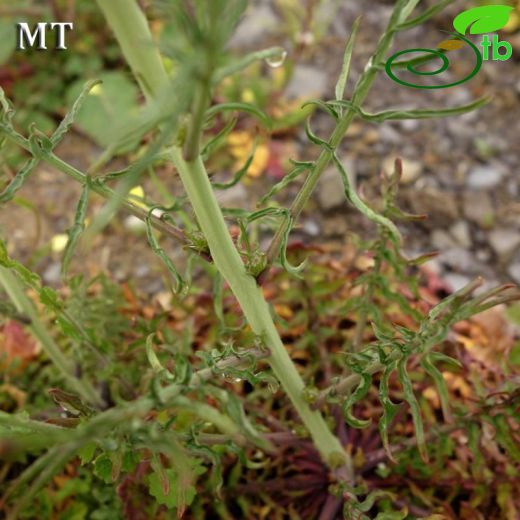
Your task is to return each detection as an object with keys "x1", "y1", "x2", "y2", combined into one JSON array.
[{"x1": 385, "y1": 33, "x2": 483, "y2": 89}]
